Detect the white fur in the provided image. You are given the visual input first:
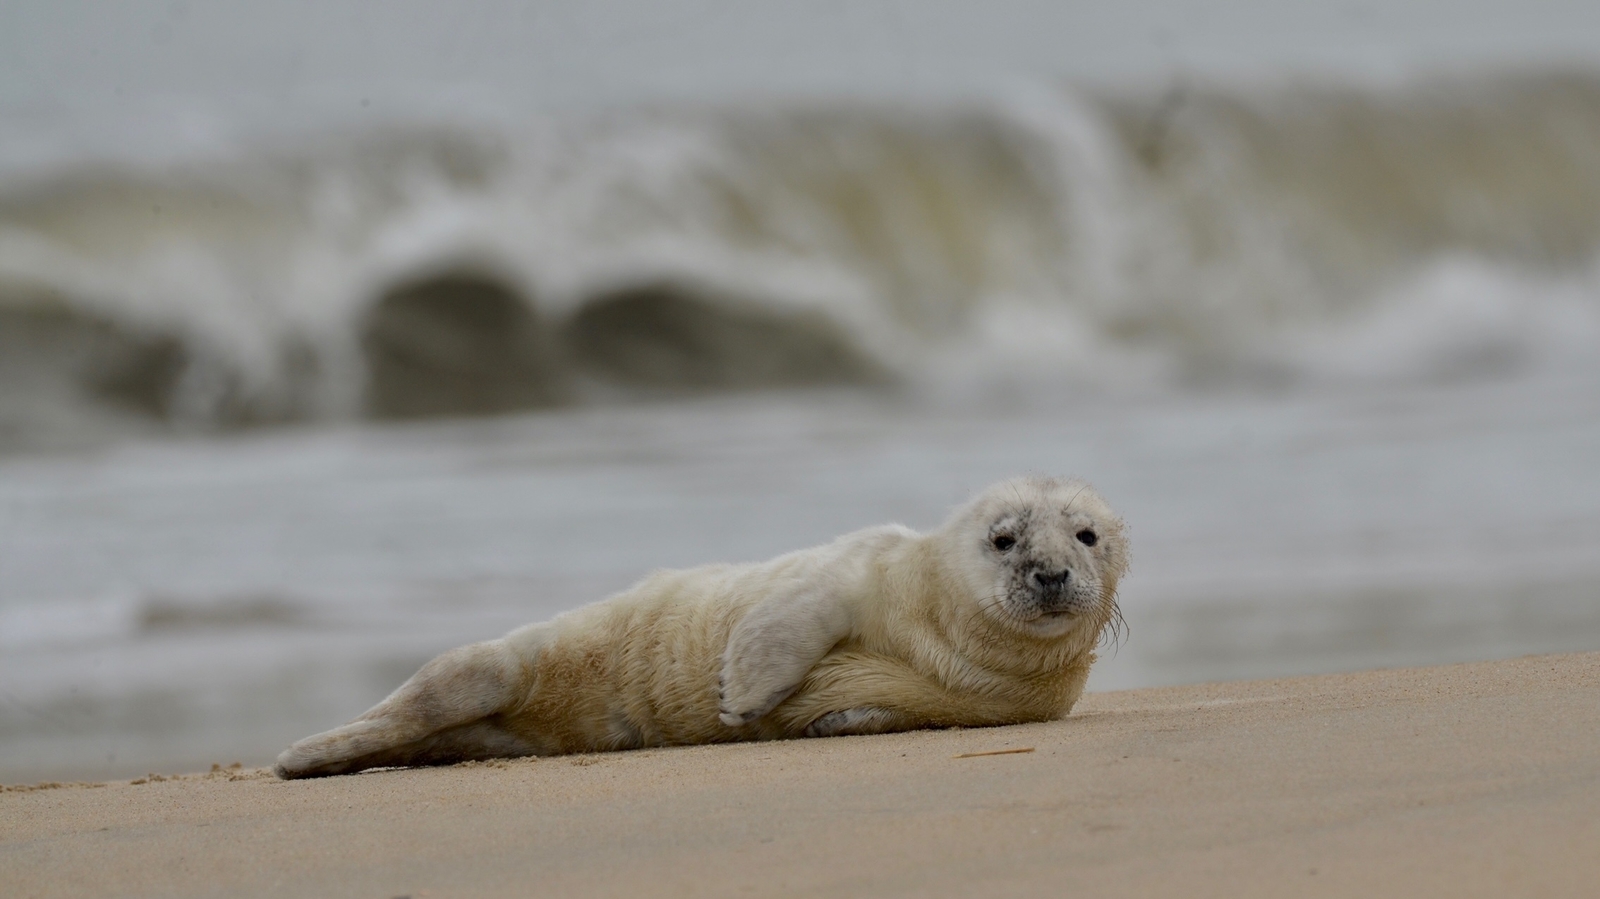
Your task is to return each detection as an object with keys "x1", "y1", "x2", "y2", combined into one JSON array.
[{"x1": 275, "y1": 476, "x2": 1128, "y2": 778}]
